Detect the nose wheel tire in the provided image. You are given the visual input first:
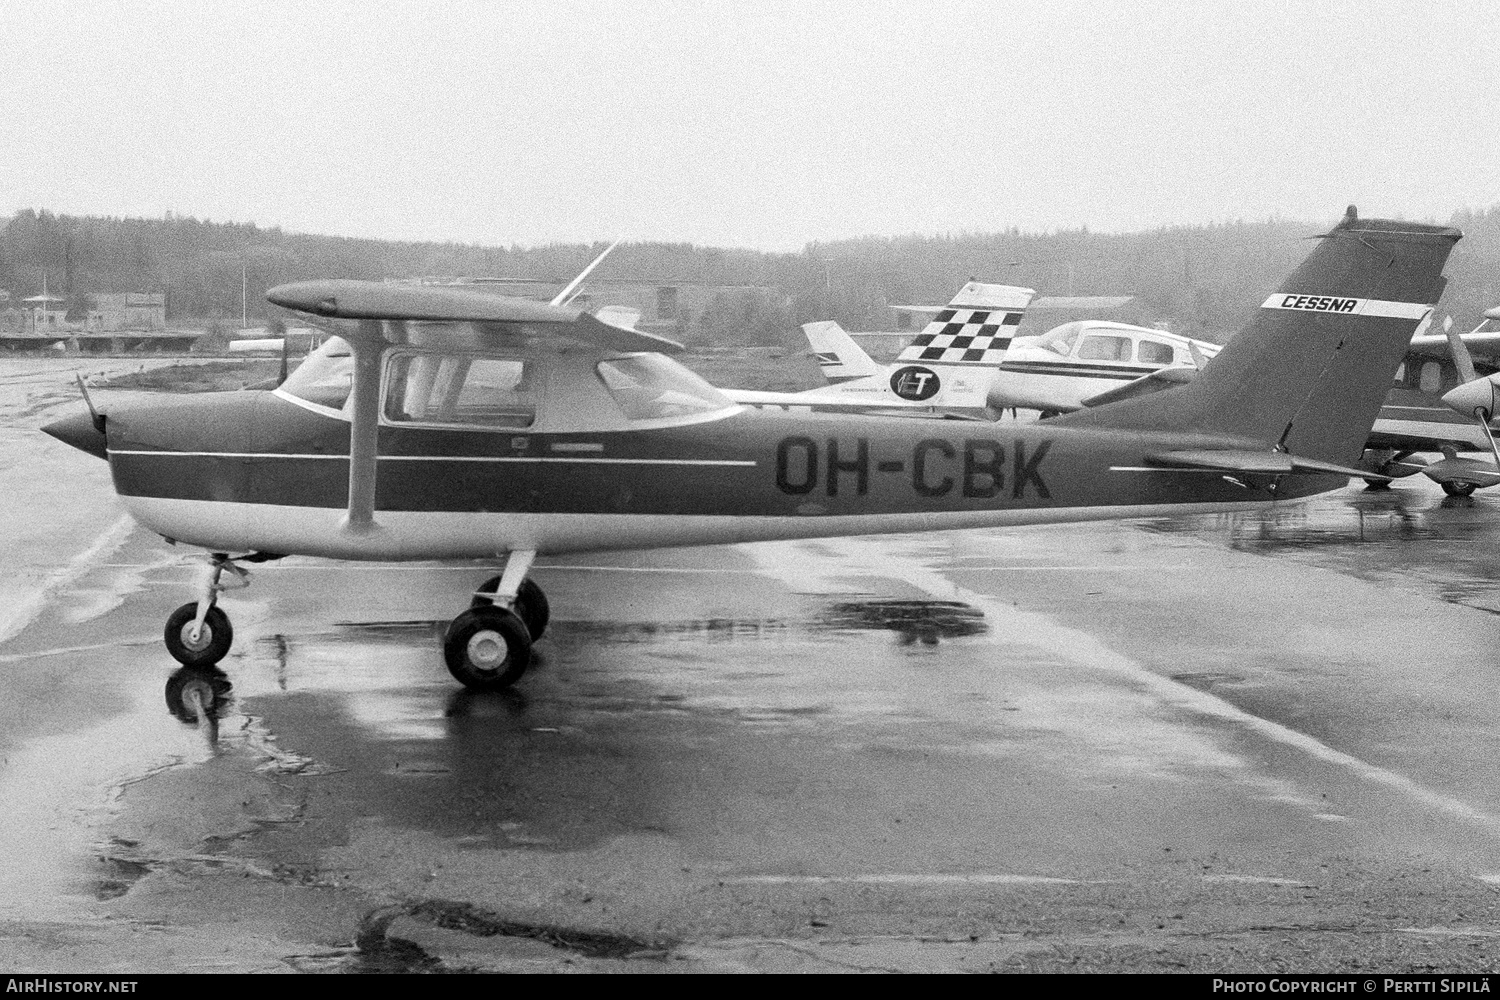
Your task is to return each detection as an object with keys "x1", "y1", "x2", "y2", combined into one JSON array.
[
  {"x1": 1442, "y1": 481, "x2": 1477, "y2": 497},
  {"x1": 164, "y1": 603, "x2": 234, "y2": 667},
  {"x1": 471, "y1": 577, "x2": 550, "y2": 640},
  {"x1": 444, "y1": 605, "x2": 532, "y2": 690}
]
